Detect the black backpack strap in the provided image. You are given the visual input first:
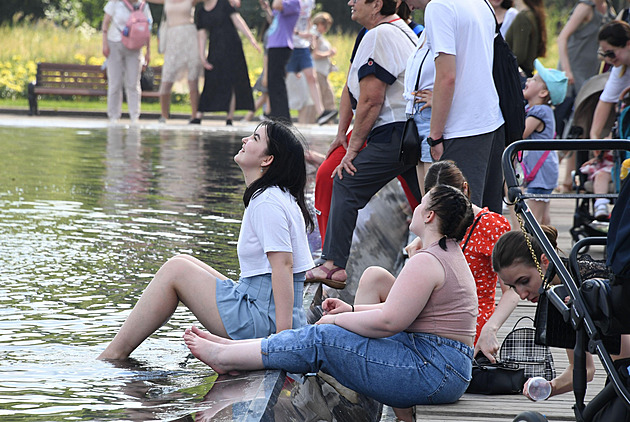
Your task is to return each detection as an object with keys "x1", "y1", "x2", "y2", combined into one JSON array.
[
  {"x1": 483, "y1": 0, "x2": 501, "y2": 35},
  {"x1": 461, "y1": 212, "x2": 488, "y2": 252}
]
